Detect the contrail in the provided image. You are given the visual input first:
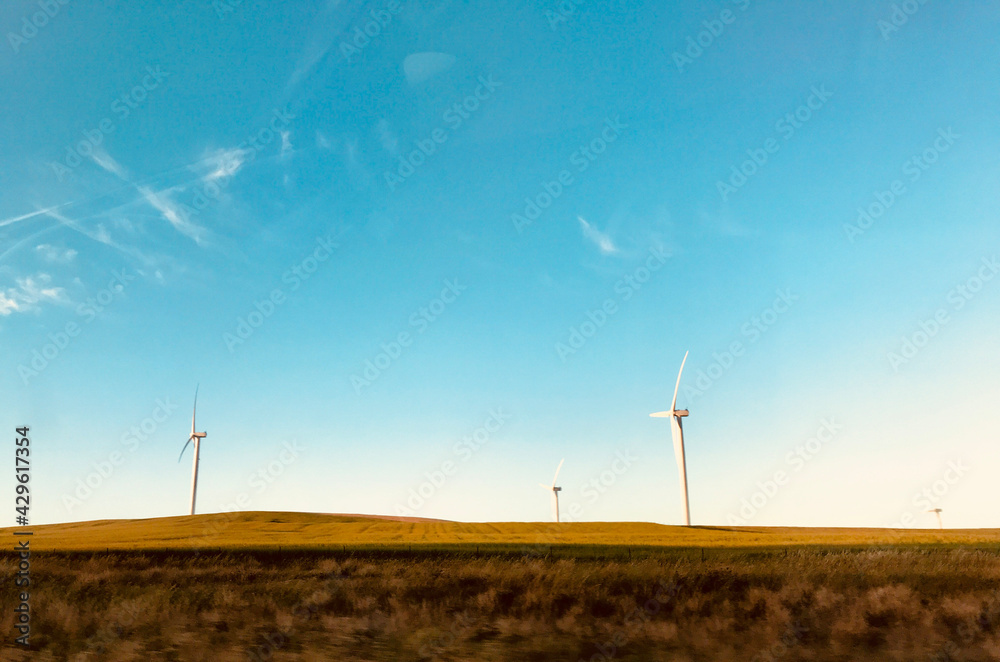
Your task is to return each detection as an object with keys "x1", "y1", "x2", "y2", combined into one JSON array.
[{"x1": 0, "y1": 204, "x2": 72, "y2": 229}]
